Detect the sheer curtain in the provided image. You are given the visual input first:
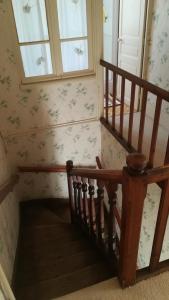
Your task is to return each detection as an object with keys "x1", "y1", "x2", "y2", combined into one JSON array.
[
  {"x1": 57, "y1": 0, "x2": 89, "y2": 72},
  {"x1": 12, "y1": 0, "x2": 52, "y2": 77}
]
